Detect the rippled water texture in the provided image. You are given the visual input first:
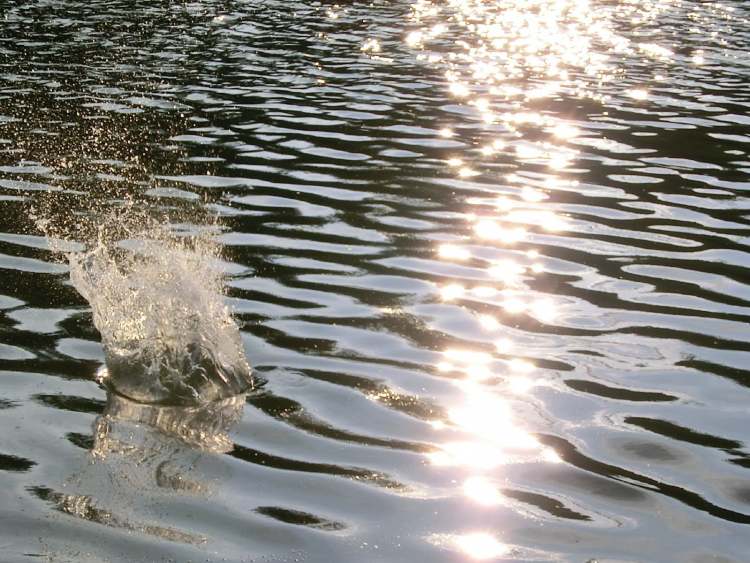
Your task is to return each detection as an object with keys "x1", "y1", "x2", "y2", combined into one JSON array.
[{"x1": 1, "y1": 1, "x2": 750, "y2": 561}]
